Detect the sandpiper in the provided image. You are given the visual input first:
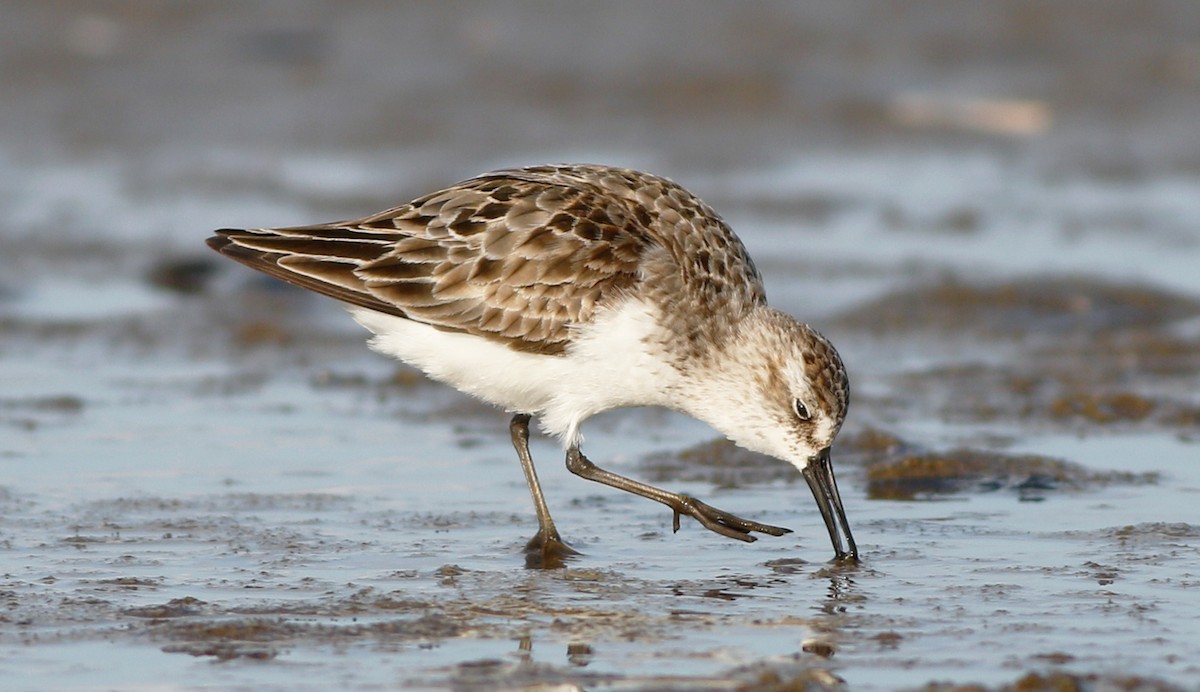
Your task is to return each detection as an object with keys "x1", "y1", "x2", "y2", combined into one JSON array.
[{"x1": 208, "y1": 164, "x2": 857, "y2": 566}]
